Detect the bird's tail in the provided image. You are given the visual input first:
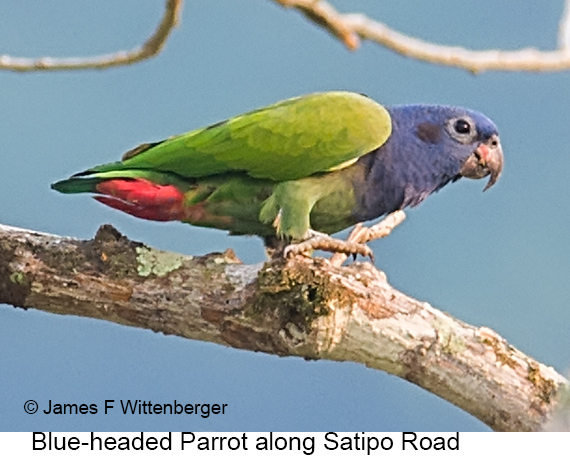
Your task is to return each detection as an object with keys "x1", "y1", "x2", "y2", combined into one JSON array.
[
  {"x1": 51, "y1": 177, "x2": 102, "y2": 194},
  {"x1": 51, "y1": 169, "x2": 192, "y2": 221}
]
